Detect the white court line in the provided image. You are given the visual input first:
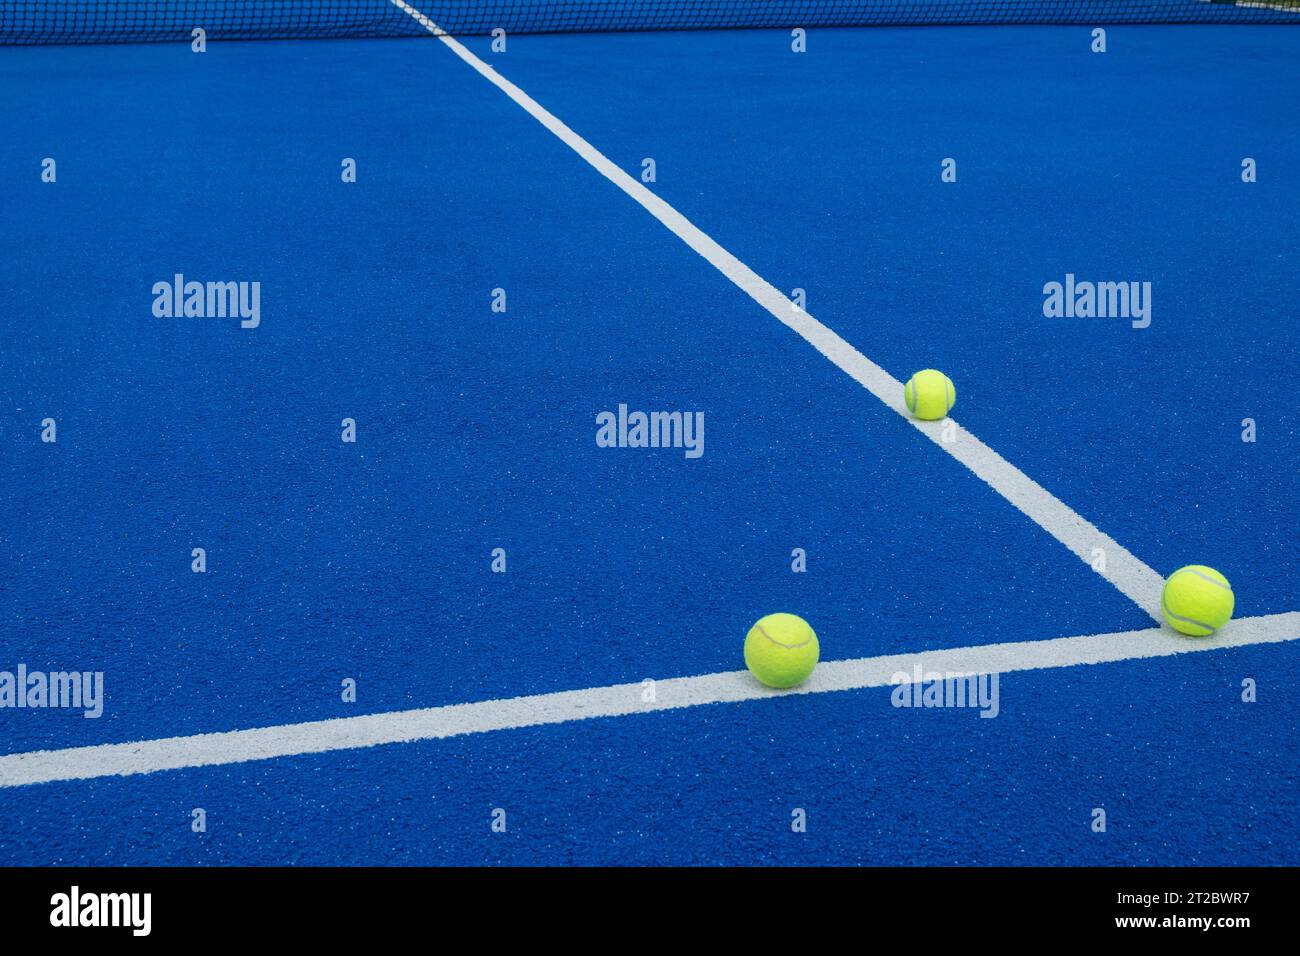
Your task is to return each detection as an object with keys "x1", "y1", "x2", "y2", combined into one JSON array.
[
  {"x1": 390, "y1": 2, "x2": 1167, "y2": 620},
  {"x1": 2, "y1": 612, "x2": 1296, "y2": 788}
]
